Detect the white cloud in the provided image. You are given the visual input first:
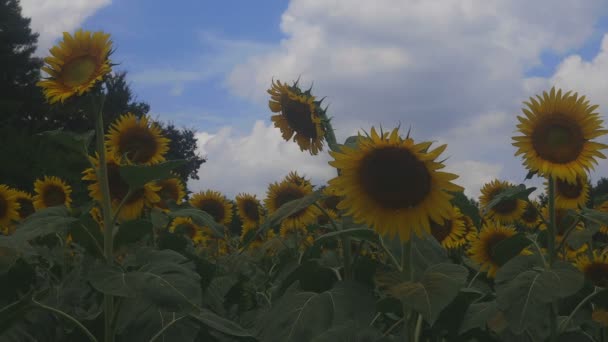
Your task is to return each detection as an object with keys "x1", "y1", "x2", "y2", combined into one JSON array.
[
  {"x1": 20, "y1": 0, "x2": 111, "y2": 54},
  {"x1": 188, "y1": 121, "x2": 335, "y2": 199}
]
